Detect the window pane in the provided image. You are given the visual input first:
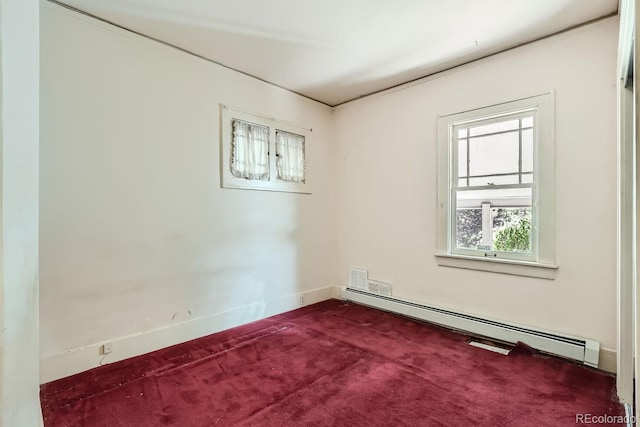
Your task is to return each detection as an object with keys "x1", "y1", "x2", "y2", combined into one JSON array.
[
  {"x1": 458, "y1": 139, "x2": 467, "y2": 178},
  {"x1": 522, "y1": 173, "x2": 533, "y2": 183},
  {"x1": 455, "y1": 208, "x2": 483, "y2": 249},
  {"x1": 469, "y1": 132, "x2": 519, "y2": 177},
  {"x1": 458, "y1": 178, "x2": 467, "y2": 188},
  {"x1": 231, "y1": 119, "x2": 270, "y2": 180},
  {"x1": 469, "y1": 119, "x2": 519, "y2": 136},
  {"x1": 522, "y1": 129, "x2": 533, "y2": 173},
  {"x1": 455, "y1": 187, "x2": 532, "y2": 253},
  {"x1": 469, "y1": 174, "x2": 519, "y2": 187},
  {"x1": 275, "y1": 130, "x2": 305, "y2": 182},
  {"x1": 491, "y1": 207, "x2": 532, "y2": 253},
  {"x1": 522, "y1": 116, "x2": 534, "y2": 128}
]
